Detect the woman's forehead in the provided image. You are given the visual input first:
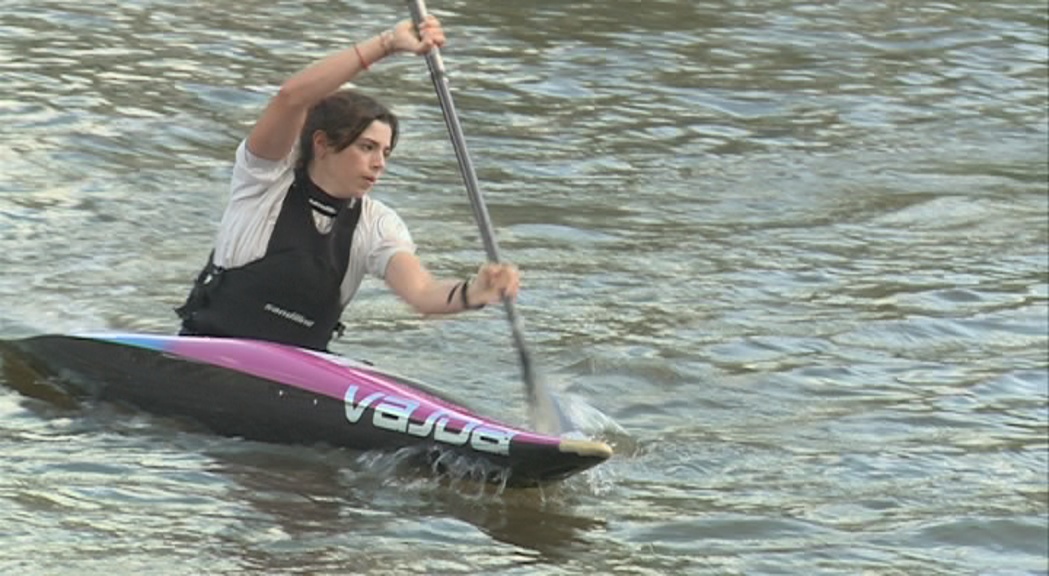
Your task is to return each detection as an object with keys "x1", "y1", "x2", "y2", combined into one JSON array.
[{"x1": 359, "y1": 120, "x2": 393, "y2": 143}]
